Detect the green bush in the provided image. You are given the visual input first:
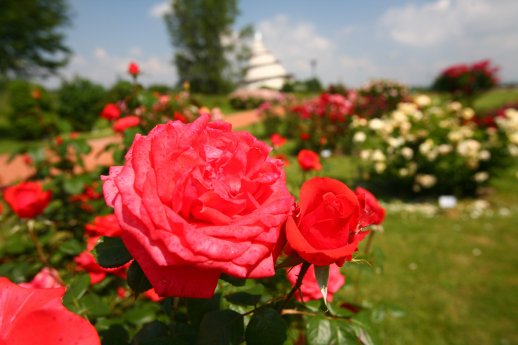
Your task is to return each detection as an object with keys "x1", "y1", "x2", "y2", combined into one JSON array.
[
  {"x1": 58, "y1": 77, "x2": 107, "y2": 132},
  {"x1": 6, "y1": 80, "x2": 59, "y2": 140}
]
